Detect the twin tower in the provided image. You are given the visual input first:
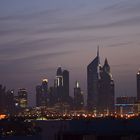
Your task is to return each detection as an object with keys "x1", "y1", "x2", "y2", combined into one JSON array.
[{"x1": 87, "y1": 47, "x2": 115, "y2": 114}]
